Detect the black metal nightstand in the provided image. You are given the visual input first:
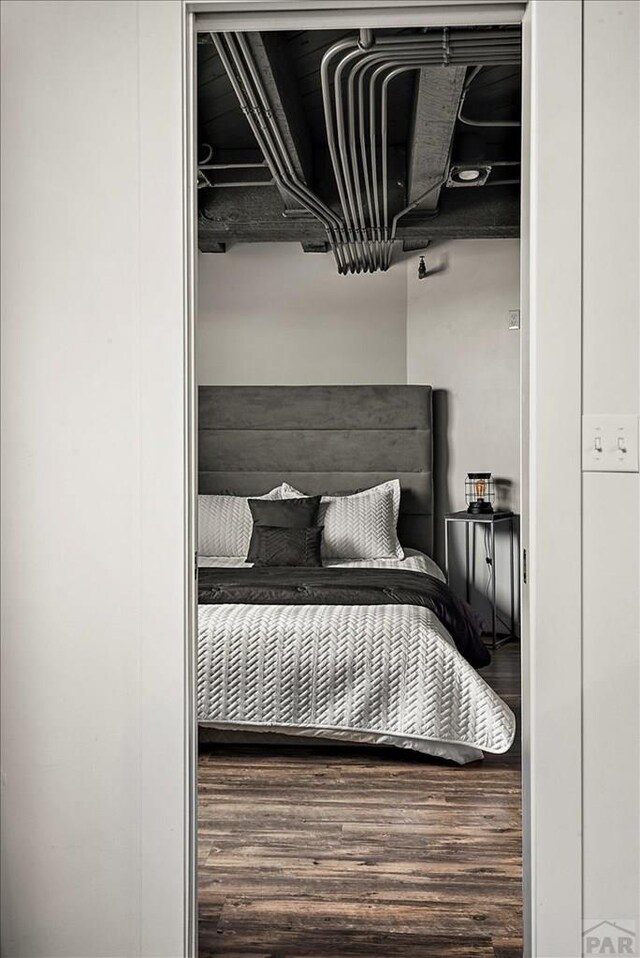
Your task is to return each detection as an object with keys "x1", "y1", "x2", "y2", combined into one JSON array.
[{"x1": 444, "y1": 511, "x2": 518, "y2": 649}]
